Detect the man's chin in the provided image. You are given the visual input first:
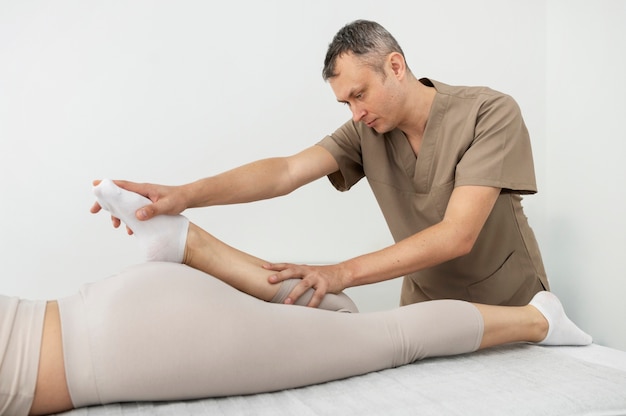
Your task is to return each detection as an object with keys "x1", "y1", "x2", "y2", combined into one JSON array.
[{"x1": 372, "y1": 125, "x2": 391, "y2": 134}]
